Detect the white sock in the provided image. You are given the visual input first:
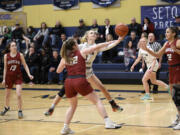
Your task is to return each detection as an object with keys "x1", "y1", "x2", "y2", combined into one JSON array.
[
  {"x1": 64, "y1": 123, "x2": 69, "y2": 128},
  {"x1": 50, "y1": 104, "x2": 55, "y2": 109},
  {"x1": 104, "y1": 117, "x2": 111, "y2": 123}
]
